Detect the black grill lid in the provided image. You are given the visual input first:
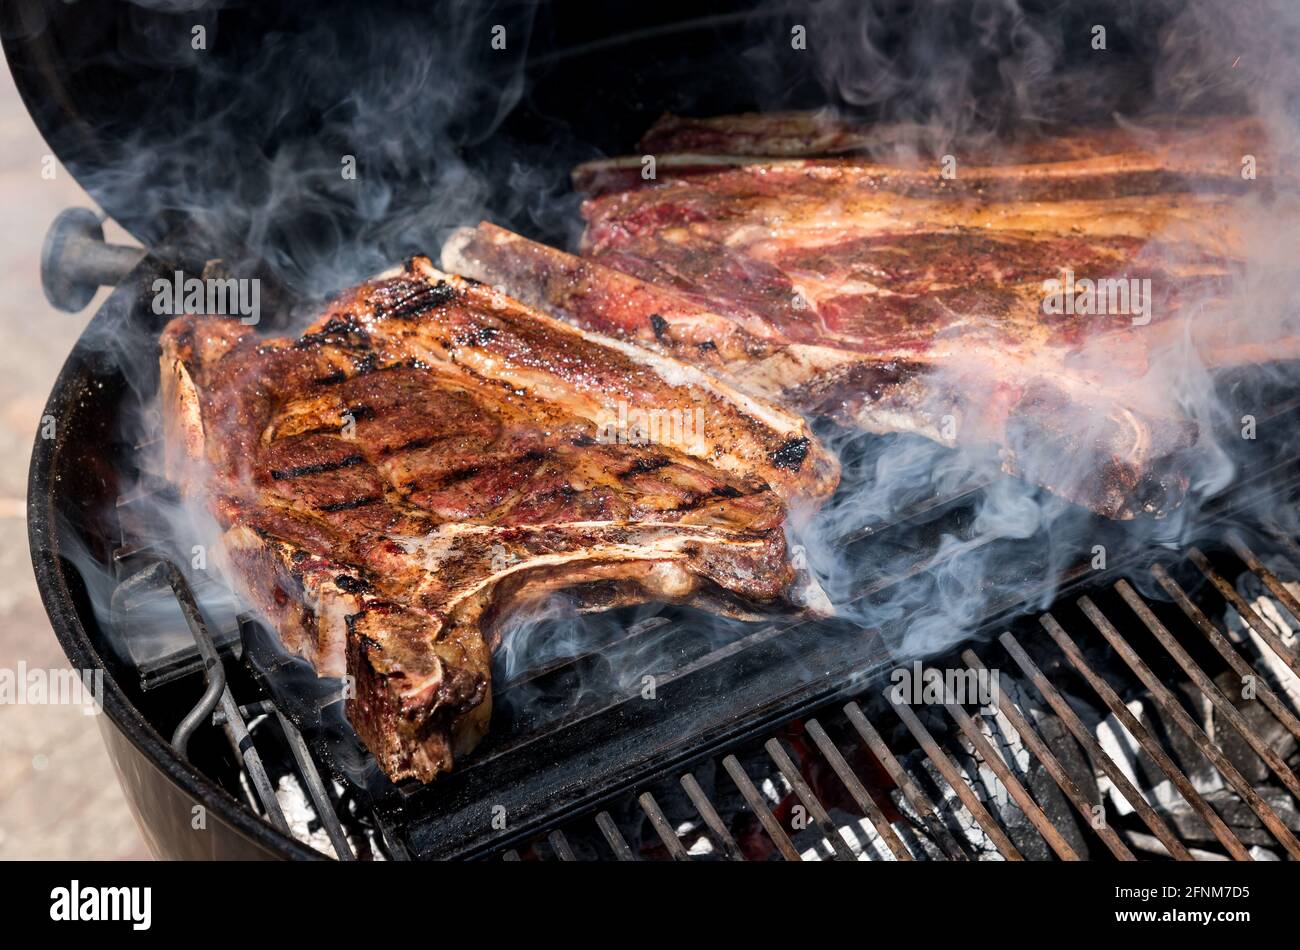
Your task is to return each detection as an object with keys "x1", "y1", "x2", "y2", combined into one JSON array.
[
  {"x1": 4, "y1": 0, "x2": 1201, "y2": 298},
  {"x1": 0, "y1": 0, "x2": 814, "y2": 296}
]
